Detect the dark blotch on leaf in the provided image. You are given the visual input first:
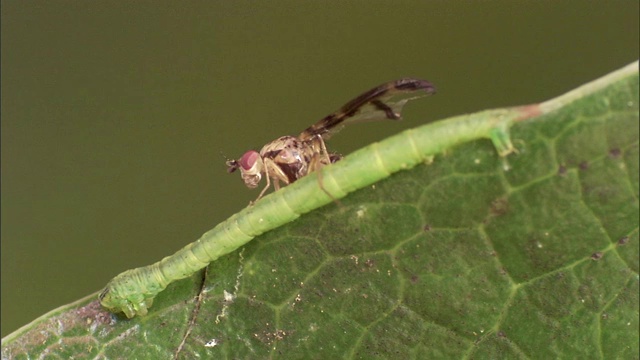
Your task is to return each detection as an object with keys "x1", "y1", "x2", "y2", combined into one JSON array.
[
  {"x1": 609, "y1": 148, "x2": 622, "y2": 158},
  {"x1": 558, "y1": 165, "x2": 568, "y2": 176},
  {"x1": 490, "y1": 197, "x2": 509, "y2": 216},
  {"x1": 617, "y1": 236, "x2": 629, "y2": 245},
  {"x1": 579, "y1": 161, "x2": 589, "y2": 170},
  {"x1": 590, "y1": 252, "x2": 604, "y2": 260}
]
